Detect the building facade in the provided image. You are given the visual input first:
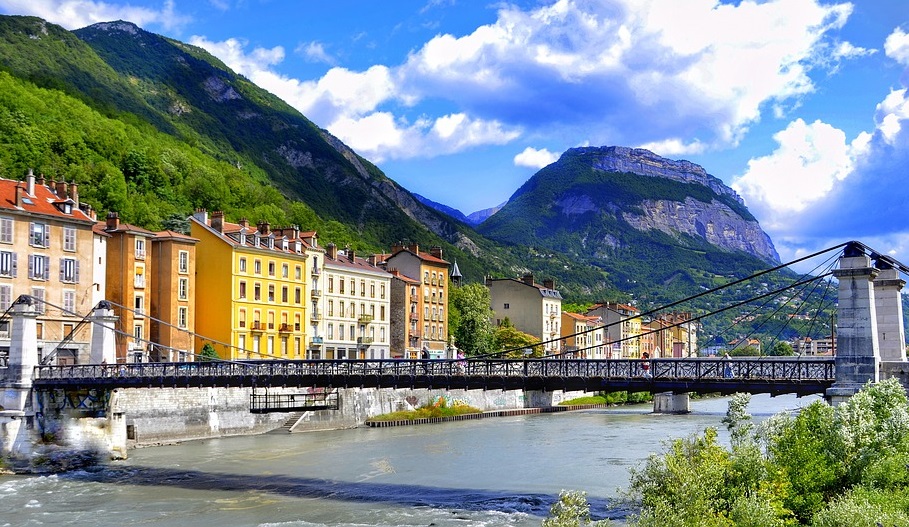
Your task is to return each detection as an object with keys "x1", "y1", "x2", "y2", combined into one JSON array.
[
  {"x1": 149, "y1": 230, "x2": 199, "y2": 361},
  {"x1": 321, "y1": 244, "x2": 392, "y2": 360},
  {"x1": 380, "y1": 243, "x2": 451, "y2": 358},
  {"x1": 487, "y1": 274, "x2": 562, "y2": 355},
  {"x1": 560, "y1": 312, "x2": 605, "y2": 358},
  {"x1": 190, "y1": 211, "x2": 309, "y2": 361},
  {"x1": 0, "y1": 172, "x2": 97, "y2": 365},
  {"x1": 587, "y1": 302, "x2": 642, "y2": 358},
  {"x1": 388, "y1": 270, "x2": 421, "y2": 358}
]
